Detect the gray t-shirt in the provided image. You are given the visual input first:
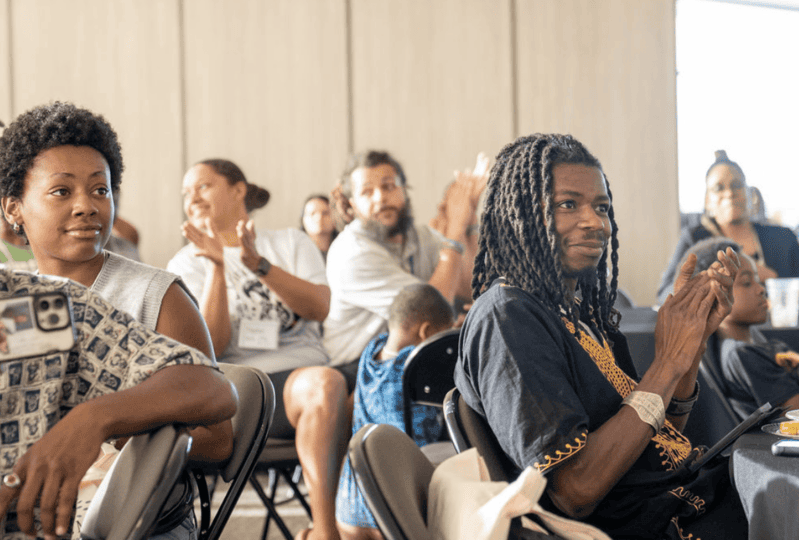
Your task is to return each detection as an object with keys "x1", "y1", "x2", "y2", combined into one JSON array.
[{"x1": 91, "y1": 251, "x2": 191, "y2": 331}]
